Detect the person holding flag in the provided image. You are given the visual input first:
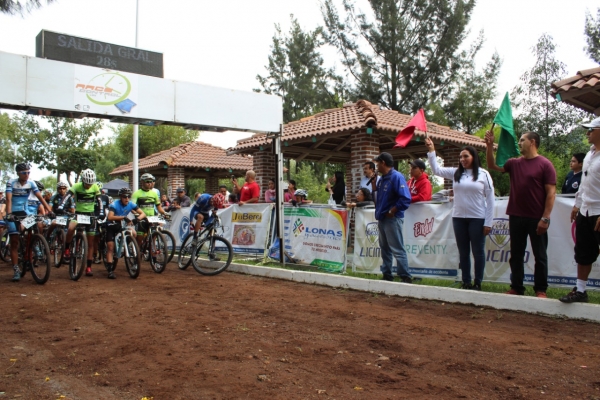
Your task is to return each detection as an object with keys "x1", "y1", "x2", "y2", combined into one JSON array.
[{"x1": 485, "y1": 93, "x2": 556, "y2": 298}]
